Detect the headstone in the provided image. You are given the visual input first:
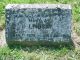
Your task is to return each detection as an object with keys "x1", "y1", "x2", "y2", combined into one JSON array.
[{"x1": 5, "y1": 4, "x2": 72, "y2": 45}]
